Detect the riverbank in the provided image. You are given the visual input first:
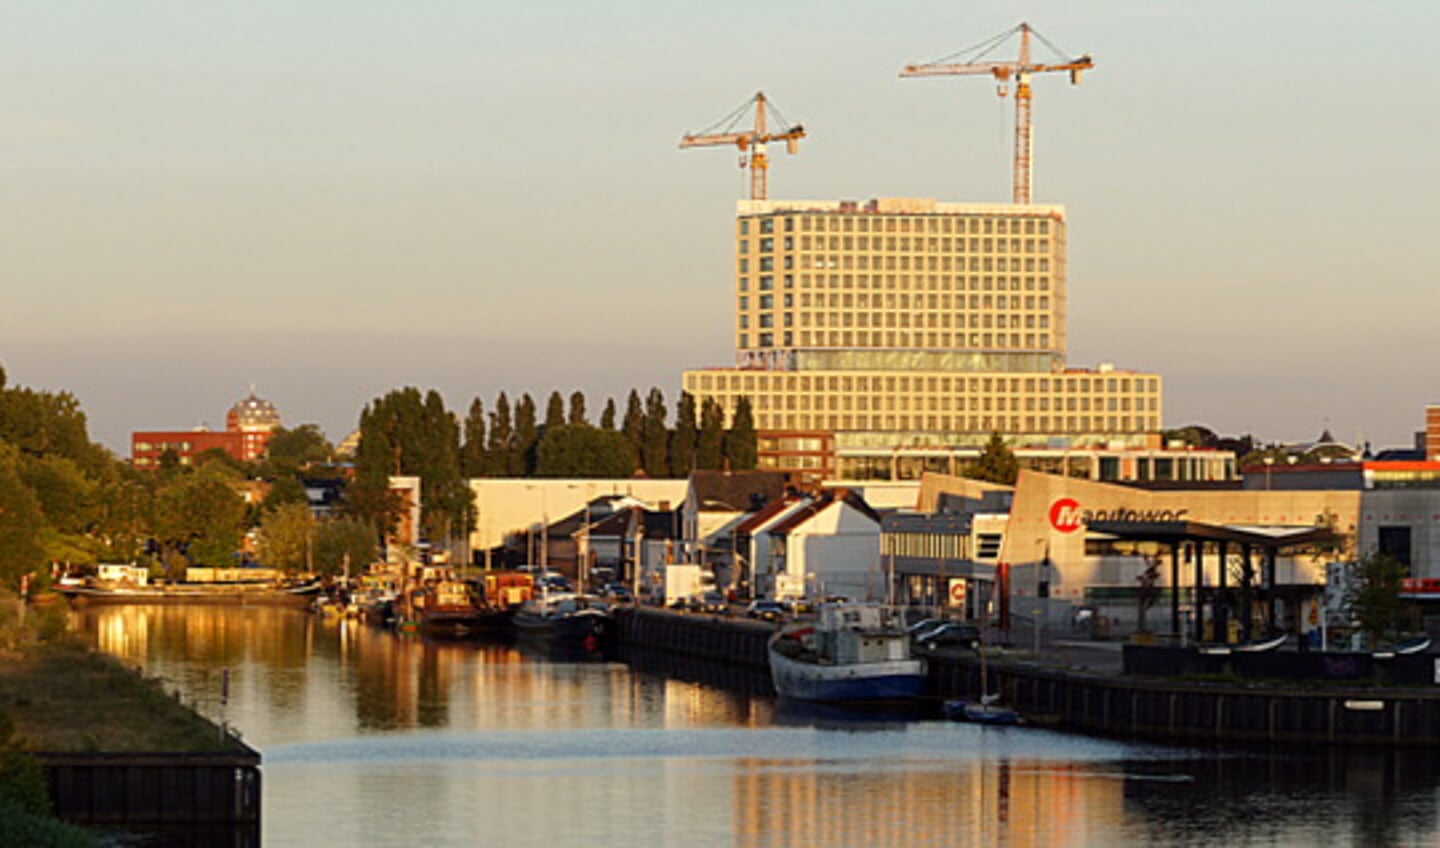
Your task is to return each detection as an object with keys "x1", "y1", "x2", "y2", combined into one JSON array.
[
  {"x1": 0, "y1": 594, "x2": 260, "y2": 845},
  {"x1": 0, "y1": 595, "x2": 234, "y2": 753}
]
